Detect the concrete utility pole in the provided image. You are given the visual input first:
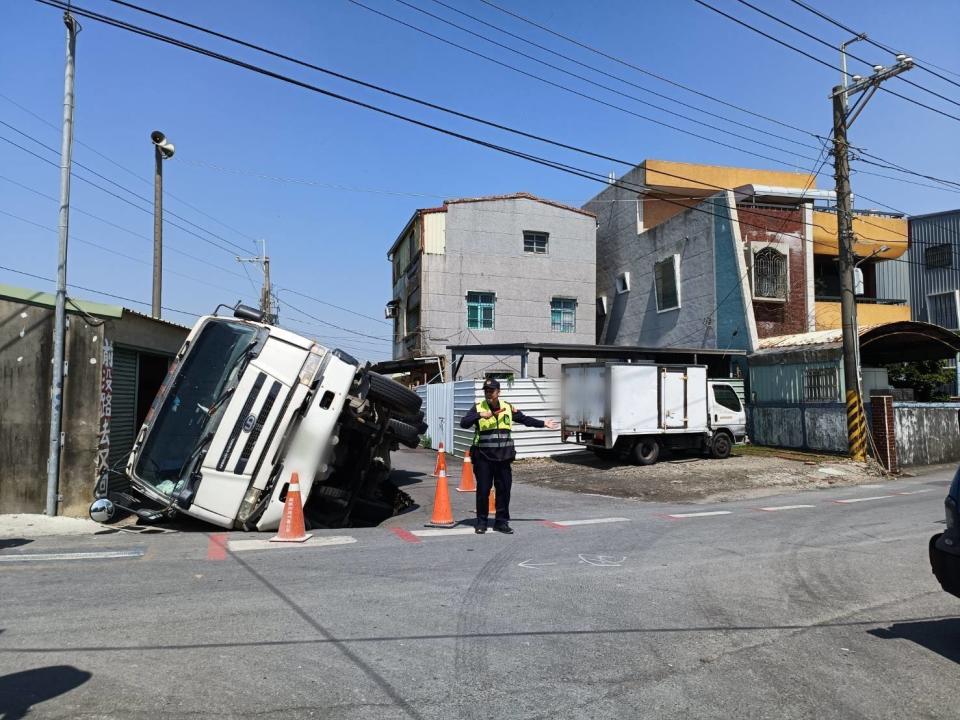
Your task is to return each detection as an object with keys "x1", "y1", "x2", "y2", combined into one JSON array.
[
  {"x1": 831, "y1": 53, "x2": 914, "y2": 461},
  {"x1": 238, "y1": 240, "x2": 274, "y2": 323},
  {"x1": 45, "y1": 11, "x2": 80, "y2": 517},
  {"x1": 150, "y1": 130, "x2": 175, "y2": 318}
]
